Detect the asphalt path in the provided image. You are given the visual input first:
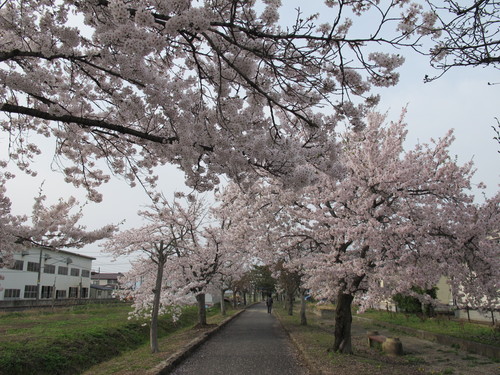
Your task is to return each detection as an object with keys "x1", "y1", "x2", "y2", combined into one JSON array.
[{"x1": 169, "y1": 302, "x2": 309, "y2": 375}]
